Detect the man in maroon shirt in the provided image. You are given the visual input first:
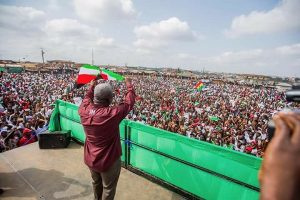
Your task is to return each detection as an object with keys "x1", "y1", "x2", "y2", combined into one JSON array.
[{"x1": 78, "y1": 78, "x2": 135, "y2": 200}]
